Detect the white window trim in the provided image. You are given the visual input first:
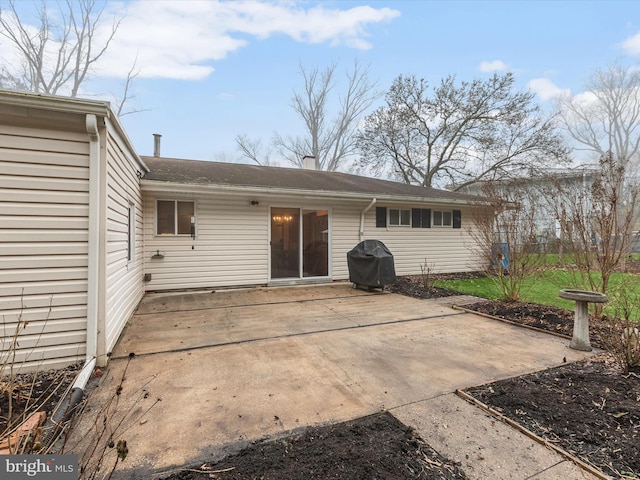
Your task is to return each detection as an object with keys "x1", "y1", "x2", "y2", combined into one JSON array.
[
  {"x1": 389, "y1": 208, "x2": 411, "y2": 227},
  {"x1": 155, "y1": 199, "x2": 196, "y2": 236},
  {"x1": 433, "y1": 209, "x2": 453, "y2": 228}
]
